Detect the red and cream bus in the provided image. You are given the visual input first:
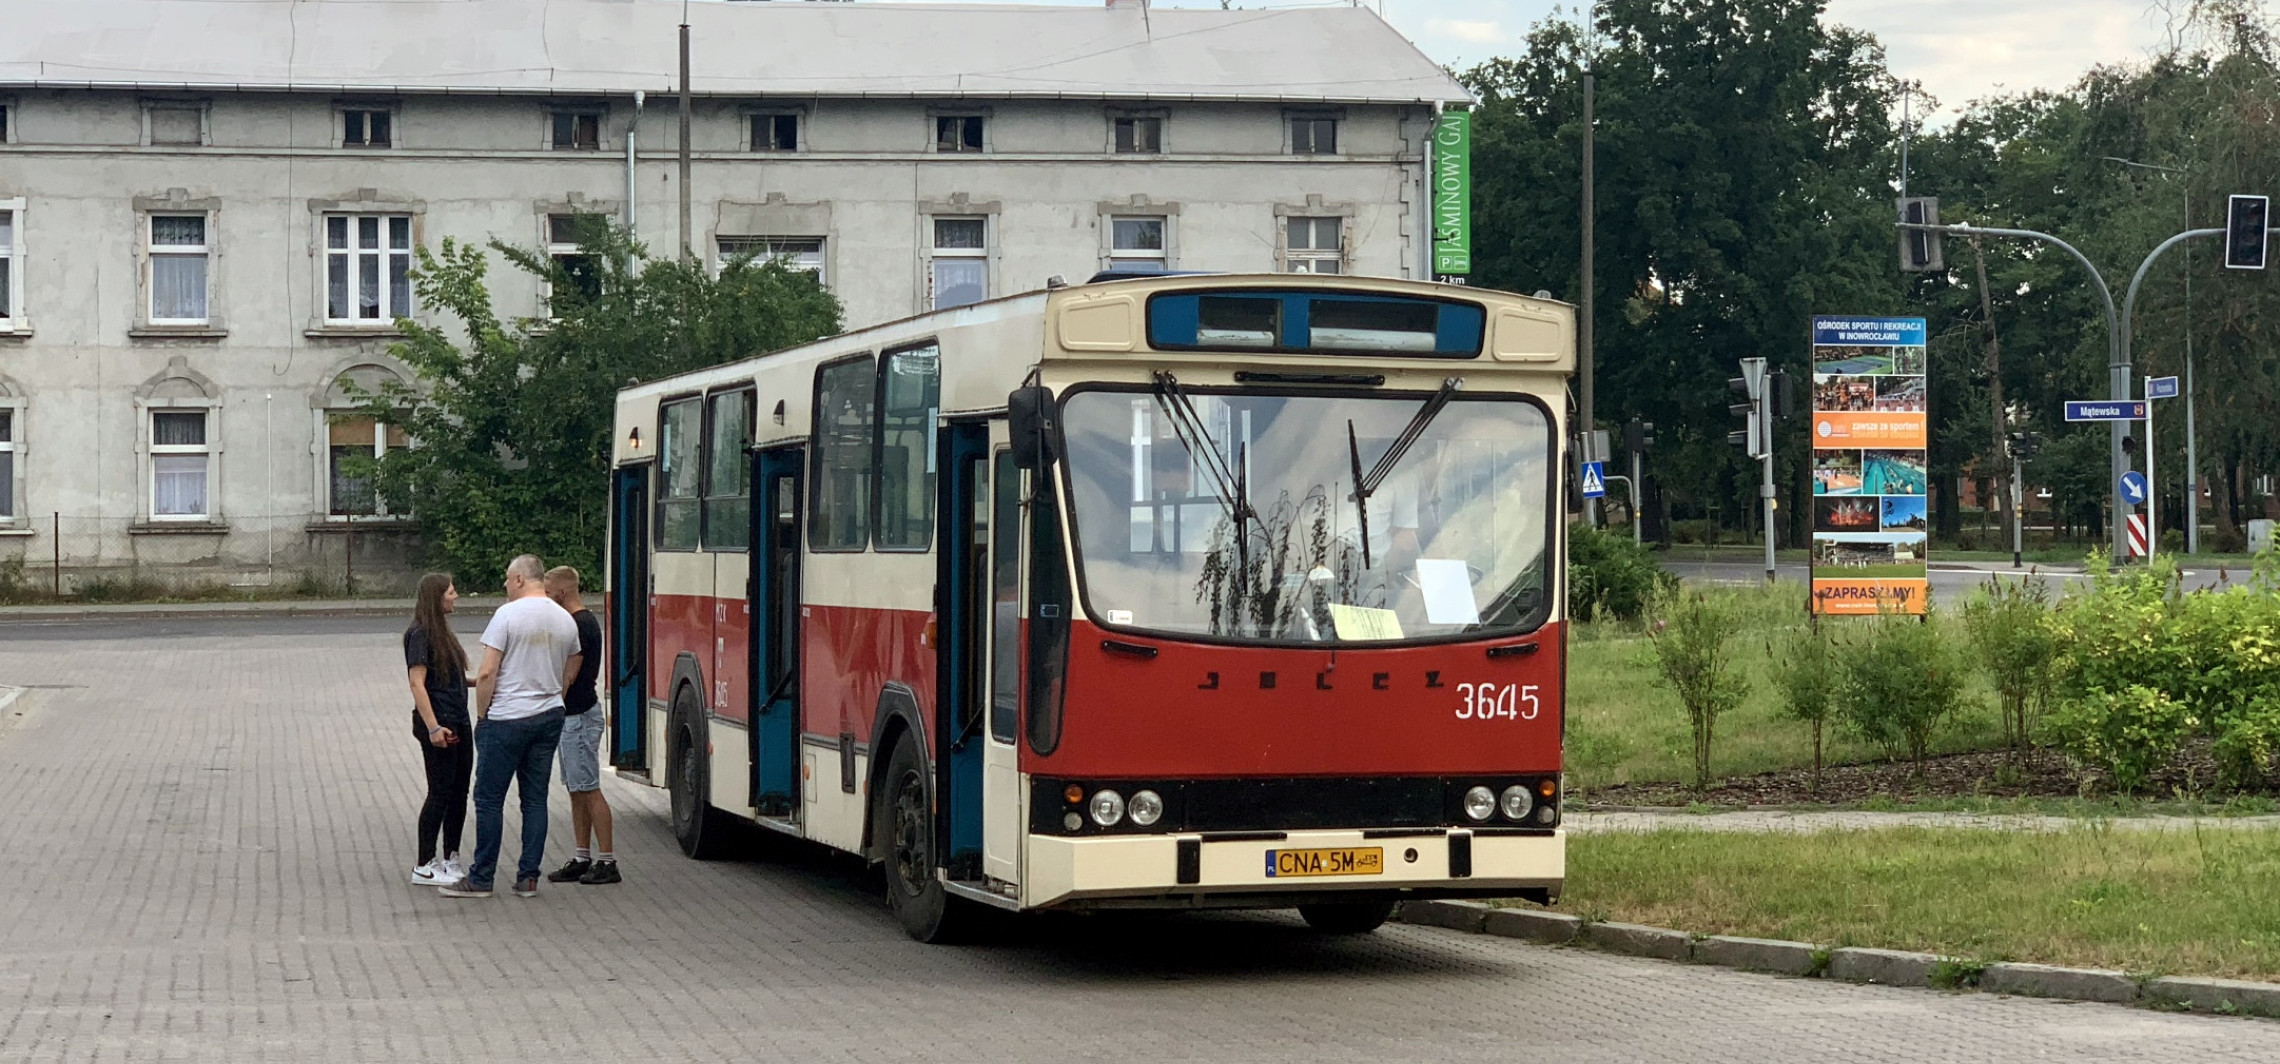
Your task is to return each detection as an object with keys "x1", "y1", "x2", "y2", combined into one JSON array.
[{"x1": 606, "y1": 273, "x2": 1573, "y2": 941}]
